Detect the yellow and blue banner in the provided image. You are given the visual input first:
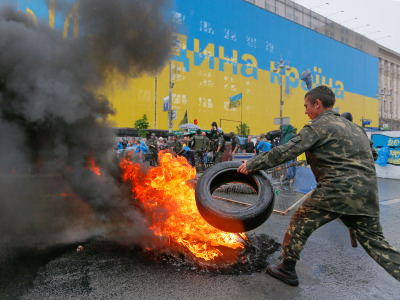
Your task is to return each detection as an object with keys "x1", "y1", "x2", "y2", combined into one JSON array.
[
  {"x1": 10, "y1": 0, "x2": 380, "y2": 133},
  {"x1": 229, "y1": 93, "x2": 242, "y2": 109}
]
